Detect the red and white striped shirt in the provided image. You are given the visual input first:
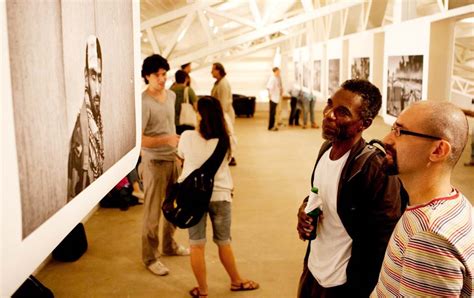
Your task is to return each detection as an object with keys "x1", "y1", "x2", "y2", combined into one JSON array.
[{"x1": 373, "y1": 190, "x2": 474, "y2": 297}]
